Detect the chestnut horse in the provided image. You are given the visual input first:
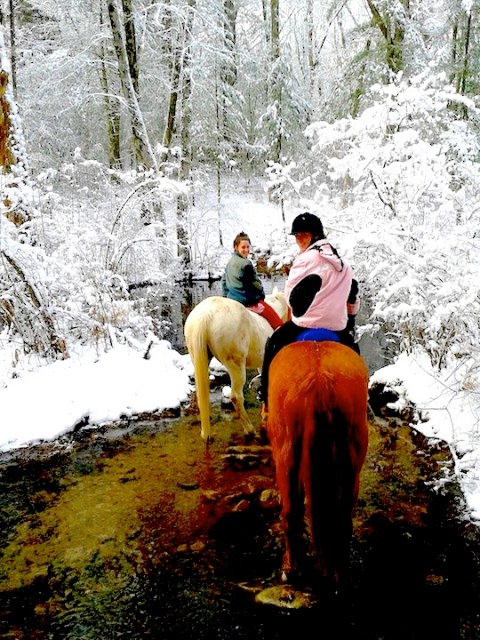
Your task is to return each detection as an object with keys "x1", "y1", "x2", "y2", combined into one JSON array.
[
  {"x1": 184, "y1": 291, "x2": 289, "y2": 442},
  {"x1": 266, "y1": 340, "x2": 369, "y2": 592}
]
